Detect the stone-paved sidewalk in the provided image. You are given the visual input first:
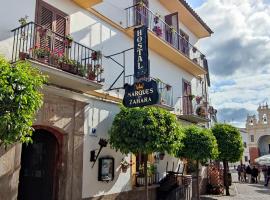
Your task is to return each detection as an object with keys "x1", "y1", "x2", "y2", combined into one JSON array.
[{"x1": 201, "y1": 172, "x2": 270, "y2": 200}]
